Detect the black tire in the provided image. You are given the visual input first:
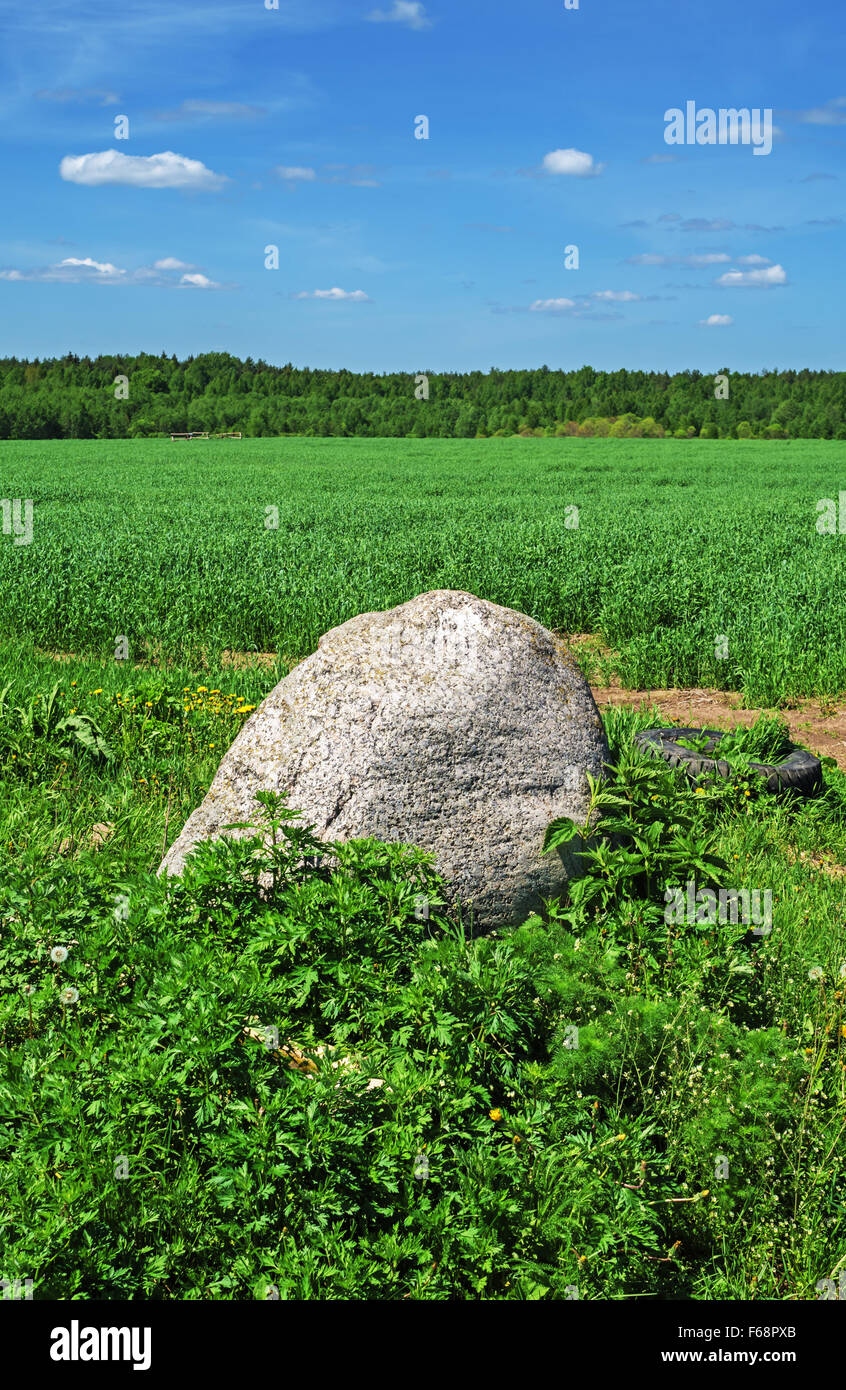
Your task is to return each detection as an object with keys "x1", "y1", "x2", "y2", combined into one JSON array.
[{"x1": 634, "y1": 726, "x2": 823, "y2": 797}]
